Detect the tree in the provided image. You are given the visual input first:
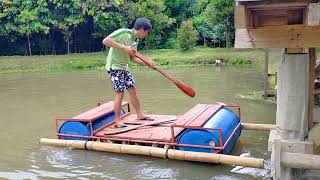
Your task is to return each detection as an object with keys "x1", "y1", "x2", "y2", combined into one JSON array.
[
  {"x1": 50, "y1": 0, "x2": 84, "y2": 54},
  {"x1": 84, "y1": 0, "x2": 127, "y2": 41},
  {"x1": 127, "y1": 0, "x2": 176, "y2": 49},
  {"x1": 204, "y1": 0, "x2": 235, "y2": 47},
  {"x1": 193, "y1": 15, "x2": 211, "y2": 46},
  {"x1": 0, "y1": 0, "x2": 18, "y2": 55},
  {"x1": 165, "y1": 0, "x2": 199, "y2": 25},
  {"x1": 0, "y1": 0, "x2": 15, "y2": 38},
  {"x1": 0, "y1": 0, "x2": 236, "y2": 55},
  {"x1": 15, "y1": 1, "x2": 50, "y2": 56},
  {"x1": 177, "y1": 20, "x2": 199, "y2": 50}
]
